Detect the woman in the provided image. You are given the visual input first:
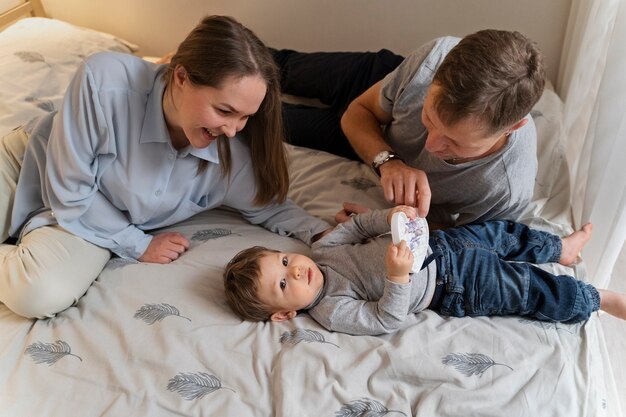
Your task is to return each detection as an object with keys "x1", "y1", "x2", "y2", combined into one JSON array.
[{"x1": 0, "y1": 16, "x2": 330, "y2": 319}]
